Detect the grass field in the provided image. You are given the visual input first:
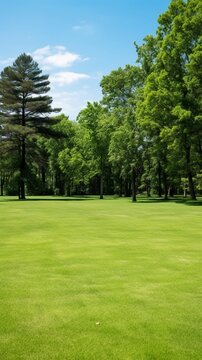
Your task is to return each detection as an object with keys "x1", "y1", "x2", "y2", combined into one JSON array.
[{"x1": 0, "y1": 196, "x2": 201, "y2": 360}]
